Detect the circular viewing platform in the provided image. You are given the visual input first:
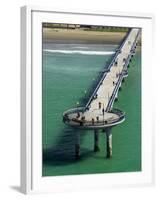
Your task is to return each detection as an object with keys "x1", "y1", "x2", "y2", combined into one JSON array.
[{"x1": 63, "y1": 107, "x2": 125, "y2": 130}]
